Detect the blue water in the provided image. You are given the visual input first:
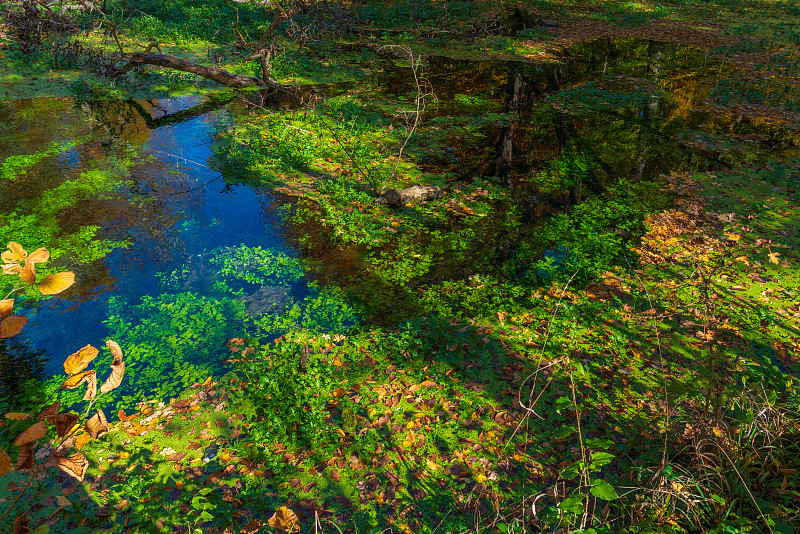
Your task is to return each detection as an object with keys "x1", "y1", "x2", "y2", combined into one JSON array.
[{"x1": 11, "y1": 96, "x2": 294, "y2": 376}]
